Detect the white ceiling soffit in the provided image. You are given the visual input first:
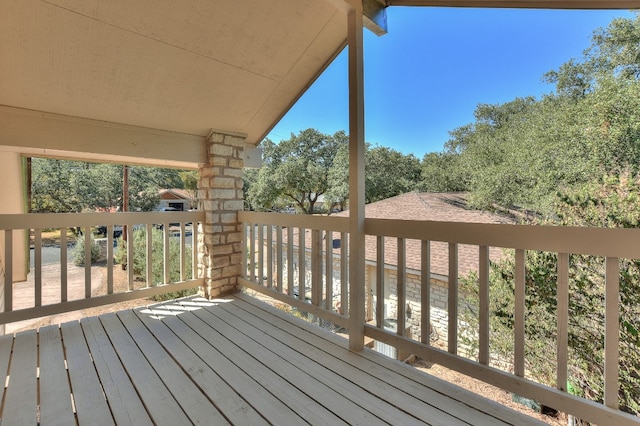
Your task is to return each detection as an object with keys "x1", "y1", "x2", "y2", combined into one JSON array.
[
  {"x1": 387, "y1": 0, "x2": 640, "y2": 8},
  {"x1": 0, "y1": 0, "x2": 347, "y2": 146}
]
